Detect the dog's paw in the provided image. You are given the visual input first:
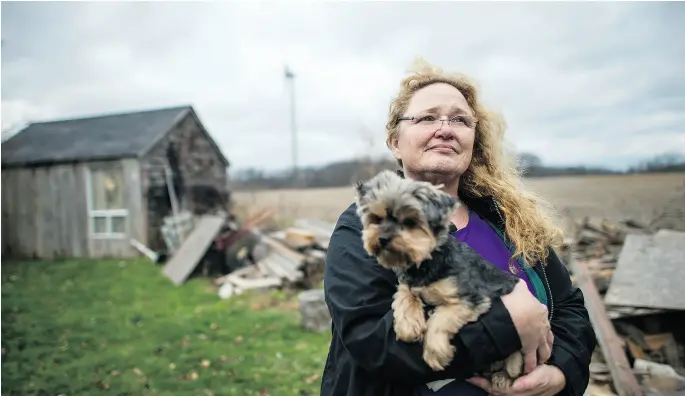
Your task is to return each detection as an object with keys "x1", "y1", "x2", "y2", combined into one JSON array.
[
  {"x1": 394, "y1": 314, "x2": 427, "y2": 342},
  {"x1": 491, "y1": 371, "x2": 514, "y2": 392},
  {"x1": 504, "y1": 350, "x2": 524, "y2": 378},
  {"x1": 422, "y1": 335, "x2": 454, "y2": 371}
]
